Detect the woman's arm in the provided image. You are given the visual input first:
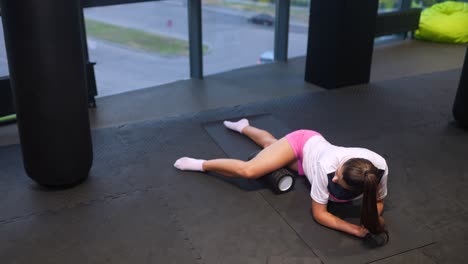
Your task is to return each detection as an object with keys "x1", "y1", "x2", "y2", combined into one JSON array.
[
  {"x1": 377, "y1": 199, "x2": 384, "y2": 215},
  {"x1": 311, "y1": 200, "x2": 369, "y2": 237},
  {"x1": 377, "y1": 199, "x2": 385, "y2": 226}
]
